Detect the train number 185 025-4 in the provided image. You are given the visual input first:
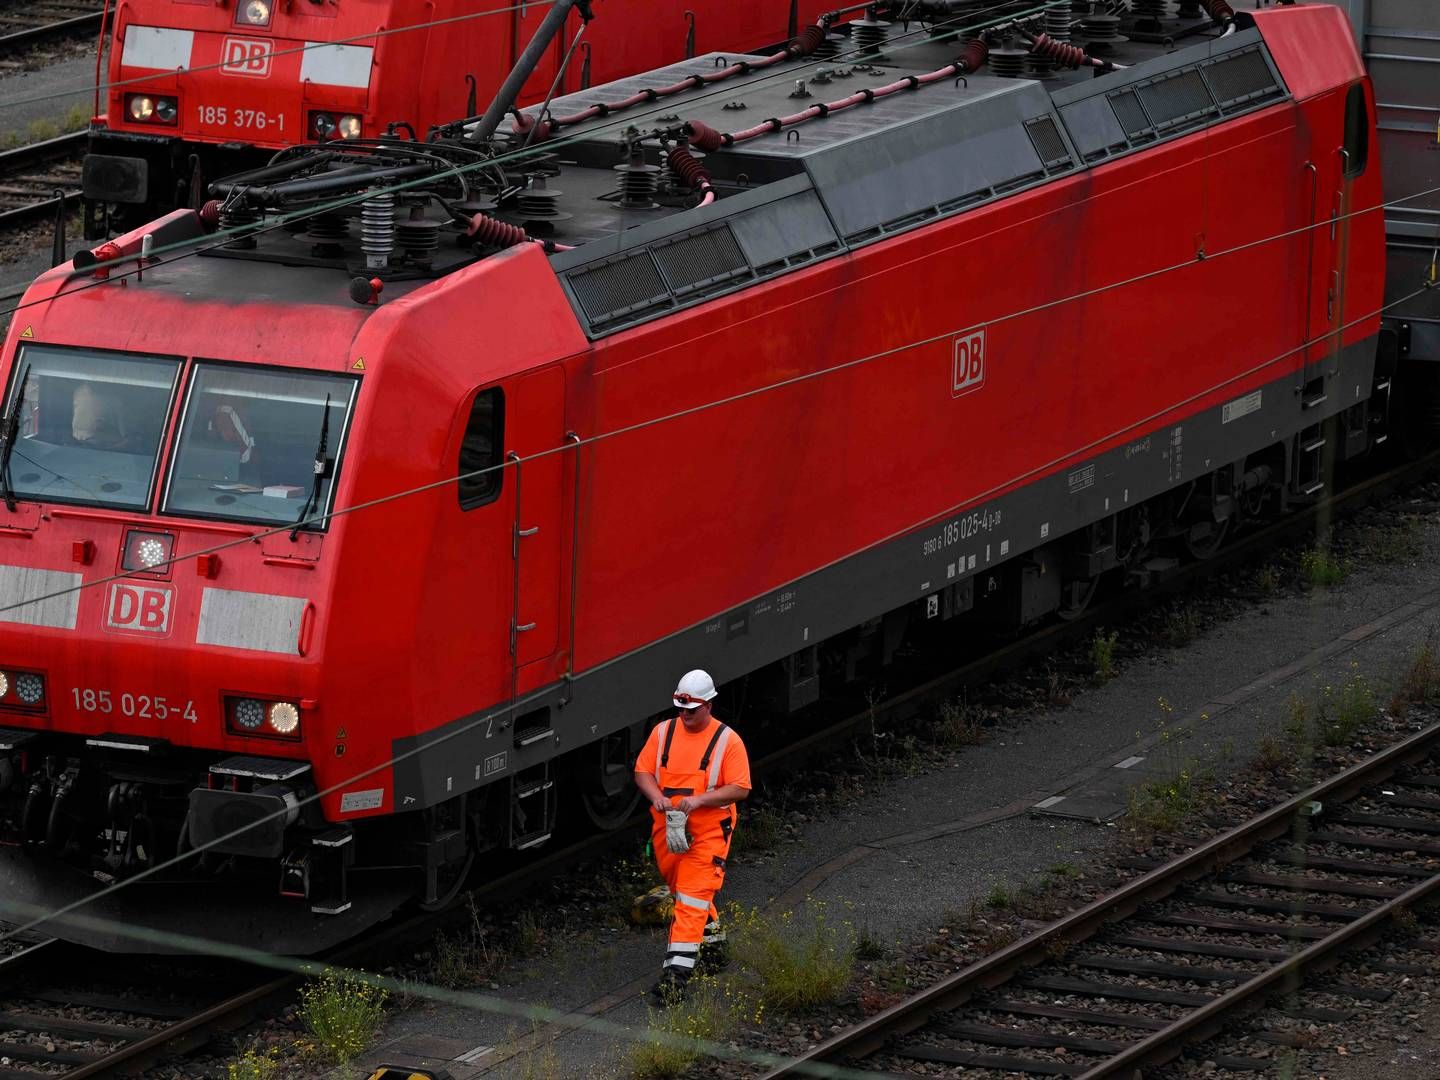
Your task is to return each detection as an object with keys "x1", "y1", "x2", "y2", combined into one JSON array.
[{"x1": 71, "y1": 687, "x2": 199, "y2": 723}]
